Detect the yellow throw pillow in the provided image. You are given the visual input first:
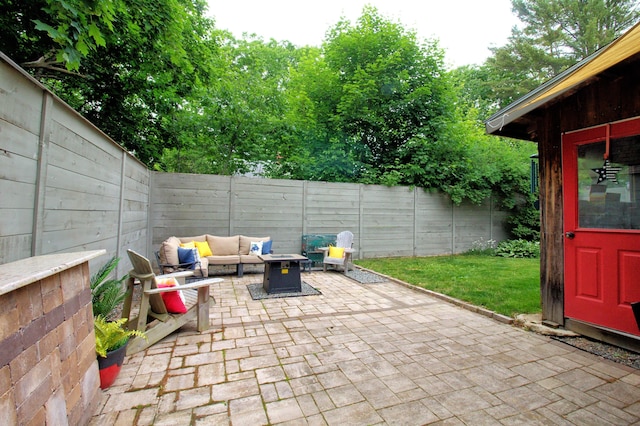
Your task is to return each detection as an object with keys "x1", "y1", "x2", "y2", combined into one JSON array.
[
  {"x1": 328, "y1": 246, "x2": 345, "y2": 258},
  {"x1": 180, "y1": 241, "x2": 196, "y2": 249},
  {"x1": 194, "y1": 240, "x2": 213, "y2": 257}
]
